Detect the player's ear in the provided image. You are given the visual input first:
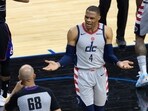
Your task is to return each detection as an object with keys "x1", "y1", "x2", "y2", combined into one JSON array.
[{"x1": 98, "y1": 15, "x2": 101, "y2": 21}]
